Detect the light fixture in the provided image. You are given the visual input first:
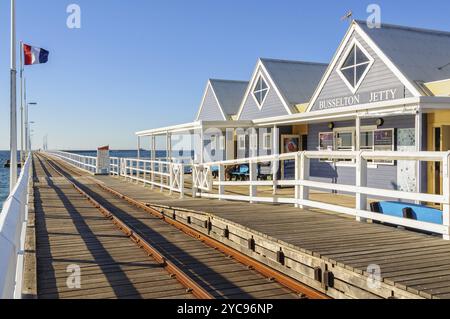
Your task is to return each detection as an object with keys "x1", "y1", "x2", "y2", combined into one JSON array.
[
  {"x1": 328, "y1": 122, "x2": 335, "y2": 130},
  {"x1": 376, "y1": 118, "x2": 384, "y2": 127}
]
